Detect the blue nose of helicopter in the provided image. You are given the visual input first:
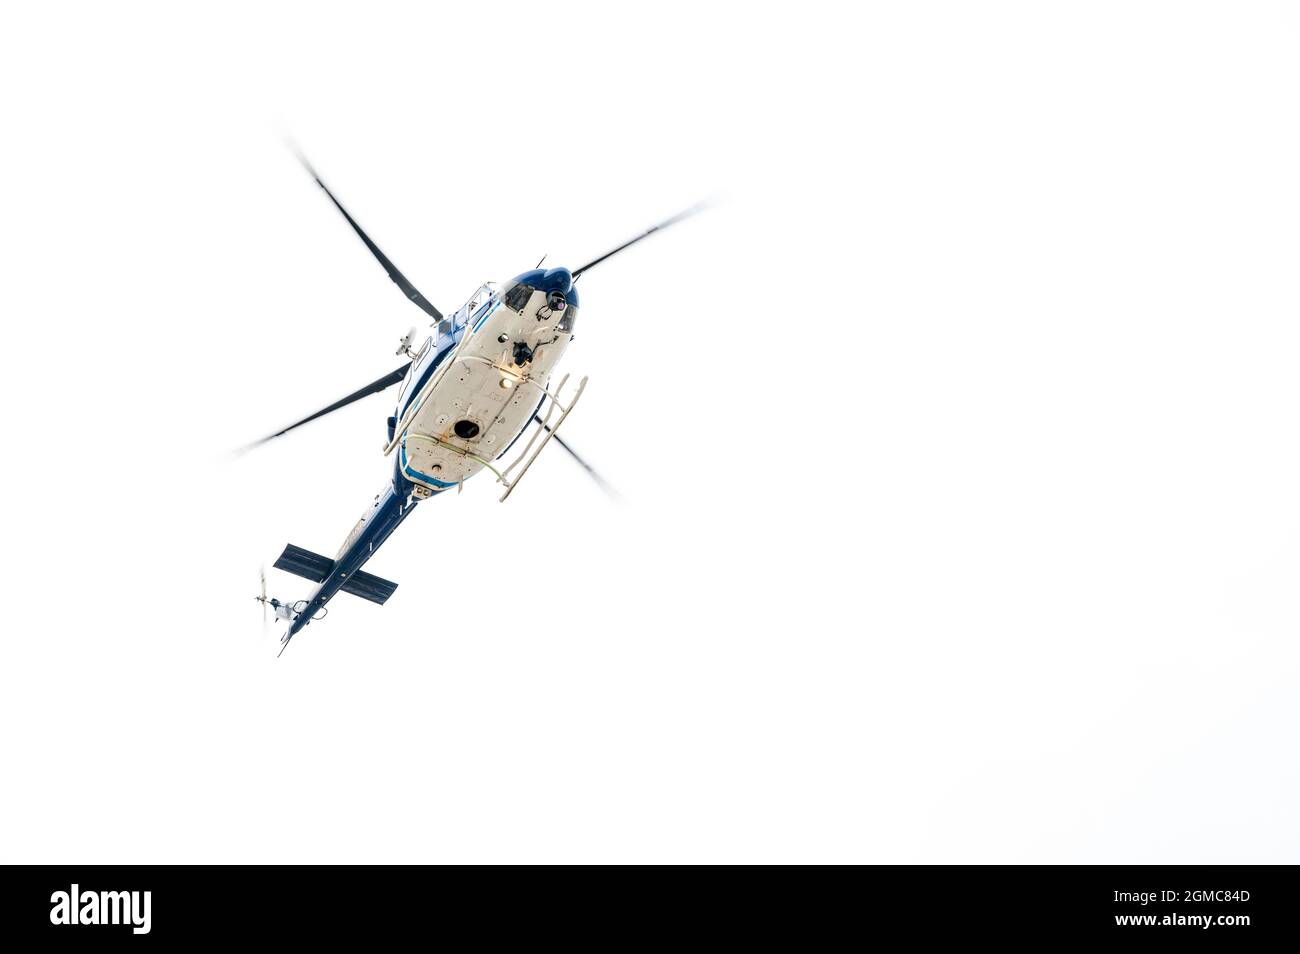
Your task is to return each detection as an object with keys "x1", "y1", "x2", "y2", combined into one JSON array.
[
  {"x1": 541, "y1": 267, "x2": 572, "y2": 293},
  {"x1": 508, "y1": 265, "x2": 579, "y2": 307}
]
